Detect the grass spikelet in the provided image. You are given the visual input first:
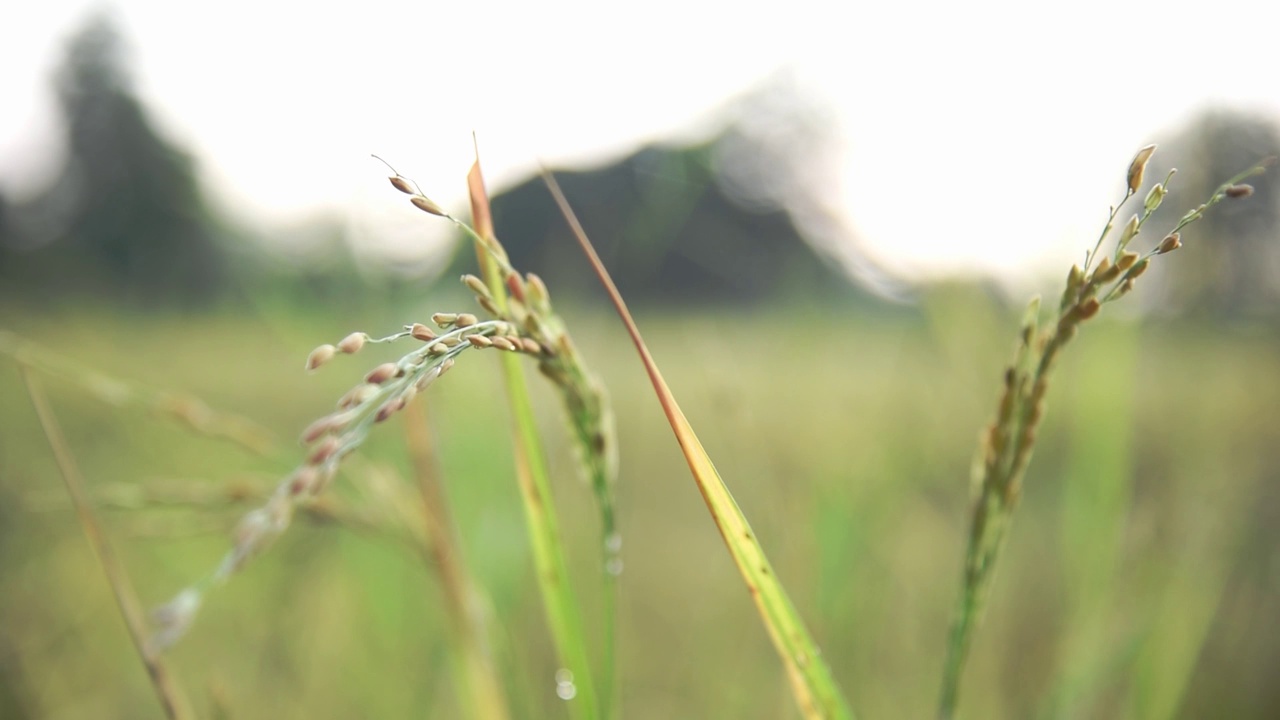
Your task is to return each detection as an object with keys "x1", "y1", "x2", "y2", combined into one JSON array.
[
  {"x1": 936, "y1": 148, "x2": 1269, "y2": 720},
  {"x1": 150, "y1": 318, "x2": 521, "y2": 650}
]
